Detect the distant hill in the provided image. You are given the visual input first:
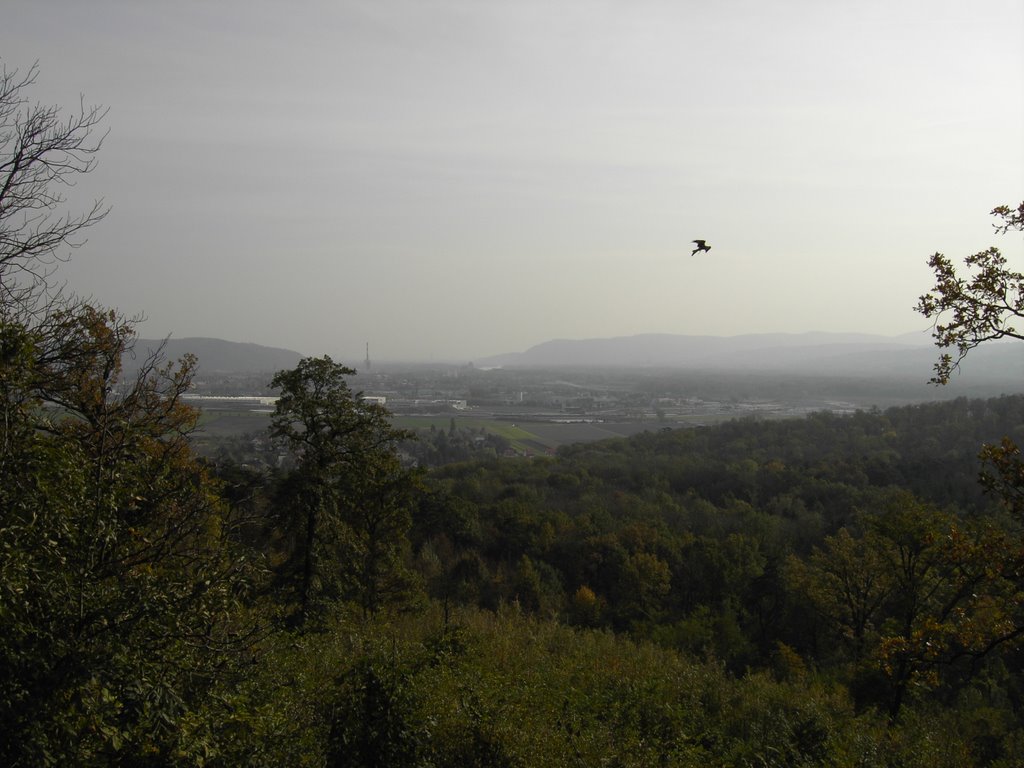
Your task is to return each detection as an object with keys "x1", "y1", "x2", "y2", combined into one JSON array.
[
  {"x1": 127, "y1": 337, "x2": 304, "y2": 374},
  {"x1": 475, "y1": 332, "x2": 1024, "y2": 383}
]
